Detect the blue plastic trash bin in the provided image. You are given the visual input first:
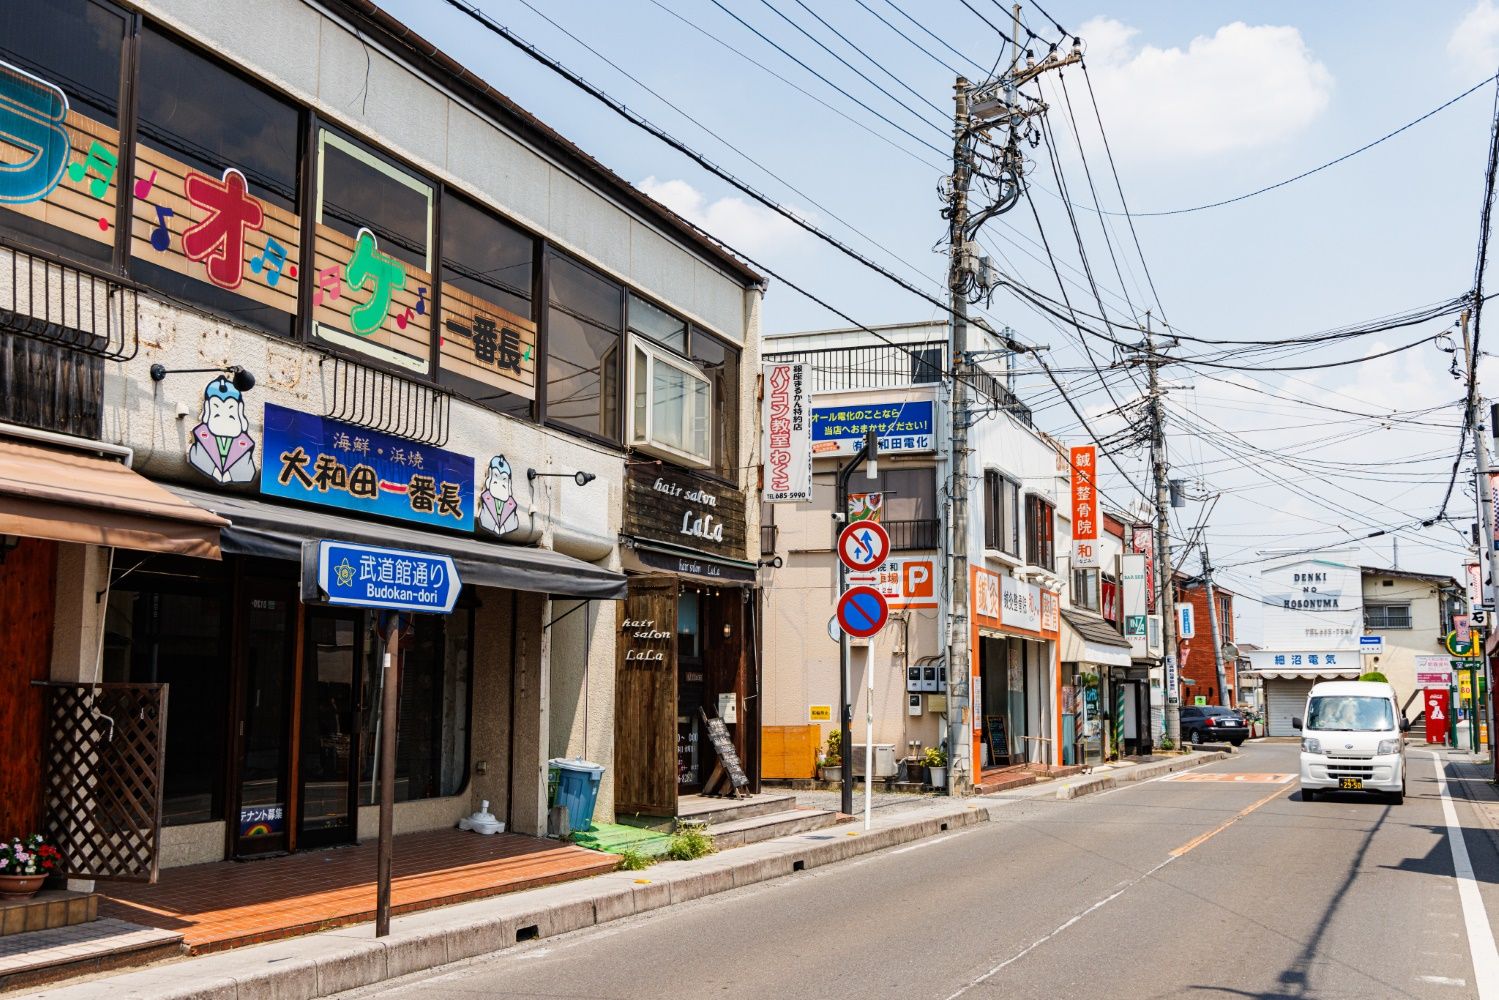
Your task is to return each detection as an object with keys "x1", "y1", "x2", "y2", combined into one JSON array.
[{"x1": 549, "y1": 758, "x2": 605, "y2": 833}]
